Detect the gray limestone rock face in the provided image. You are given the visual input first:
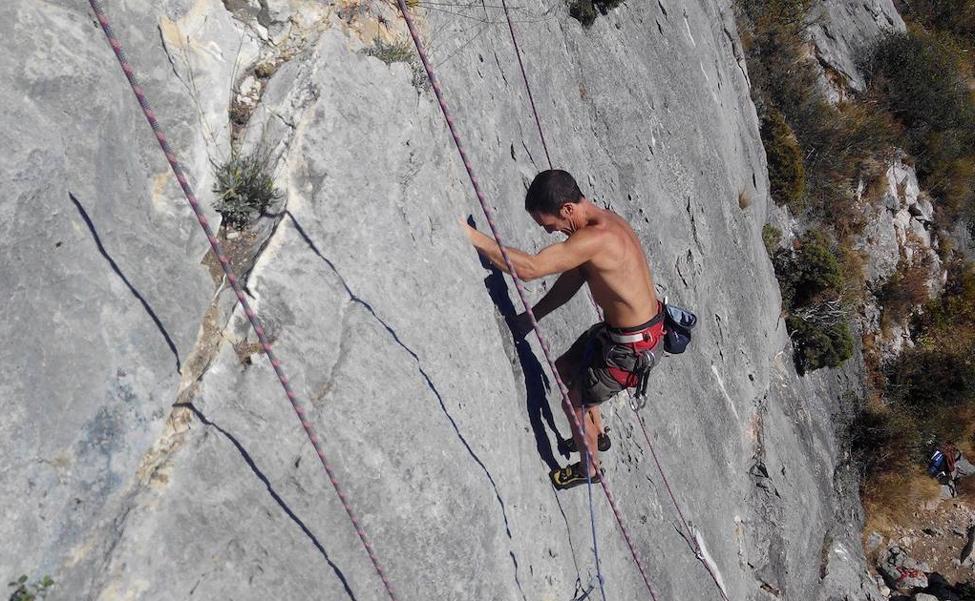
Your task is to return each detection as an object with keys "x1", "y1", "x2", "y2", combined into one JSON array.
[
  {"x1": 809, "y1": 0, "x2": 905, "y2": 93},
  {"x1": 2, "y1": 1, "x2": 892, "y2": 600},
  {"x1": 858, "y1": 203, "x2": 900, "y2": 285},
  {"x1": 0, "y1": 0, "x2": 256, "y2": 583}
]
